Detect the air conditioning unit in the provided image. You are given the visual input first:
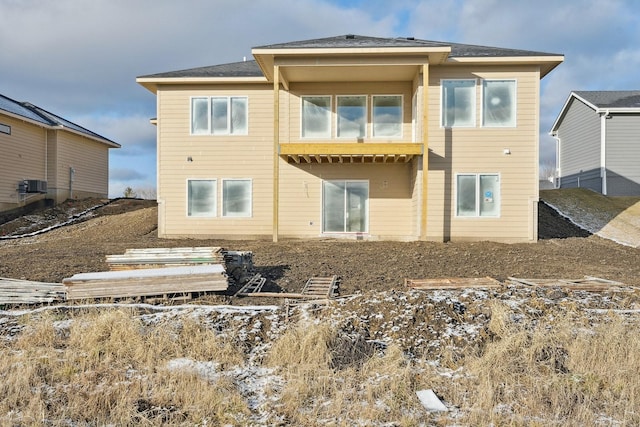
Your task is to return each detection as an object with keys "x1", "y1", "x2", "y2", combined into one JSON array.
[{"x1": 26, "y1": 180, "x2": 48, "y2": 194}]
